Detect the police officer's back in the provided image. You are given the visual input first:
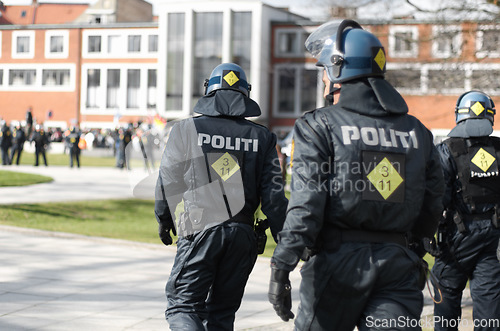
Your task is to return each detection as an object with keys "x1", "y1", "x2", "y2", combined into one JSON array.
[
  {"x1": 432, "y1": 91, "x2": 500, "y2": 330},
  {"x1": 268, "y1": 20, "x2": 445, "y2": 330},
  {"x1": 155, "y1": 63, "x2": 287, "y2": 330},
  {"x1": 10, "y1": 124, "x2": 26, "y2": 165}
]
